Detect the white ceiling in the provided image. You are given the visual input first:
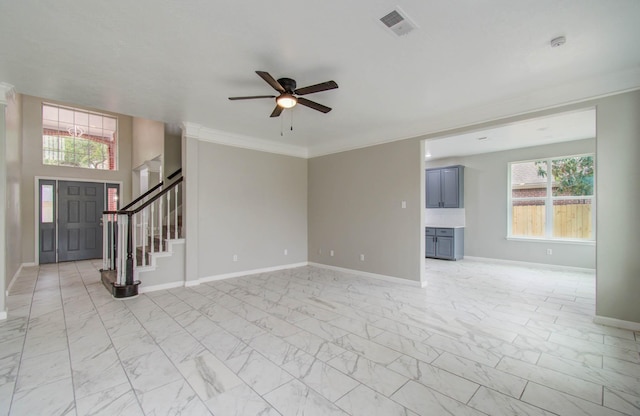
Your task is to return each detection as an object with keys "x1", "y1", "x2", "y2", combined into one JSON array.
[
  {"x1": 425, "y1": 107, "x2": 596, "y2": 160},
  {"x1": 1, "y1": 1, "x2": 639, "y2": 157}
]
